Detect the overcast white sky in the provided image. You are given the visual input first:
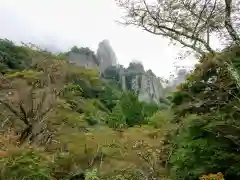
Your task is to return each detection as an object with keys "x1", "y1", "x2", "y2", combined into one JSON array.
[{"x1": 0, "y1": 0, "x2": 197, "y2": 78}]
